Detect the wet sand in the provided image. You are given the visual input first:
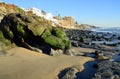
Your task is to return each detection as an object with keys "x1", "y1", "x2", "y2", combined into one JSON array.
[{"x1": 0, "y1": 47, "x2": 94, "y2": 79}]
